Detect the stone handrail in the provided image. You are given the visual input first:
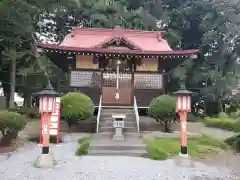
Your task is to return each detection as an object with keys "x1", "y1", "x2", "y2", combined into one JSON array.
[
  {"x1": 96, "y1": 95, "x2": 102, "y2": 133},
  {"x1": 134, "y1": 96, "x2": 140, "y2": 132}
]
